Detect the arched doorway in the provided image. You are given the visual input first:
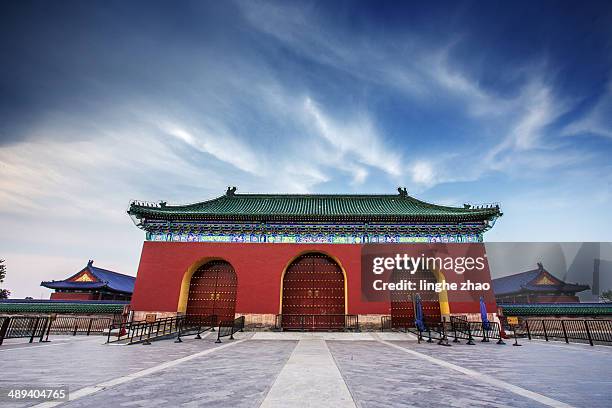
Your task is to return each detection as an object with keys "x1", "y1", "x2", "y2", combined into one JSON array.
[
  {"x1": 185, "y1": 260, "x2": 237, "y2": 325},
  {"x1": 390, "y1": 269, "x2": 415, "y2": 329},
  {"x1": 390, "y1": 268, "x2": 441, "y2": 329},
  {"x1": 281, "y1": 253, "x2": 345, "y2": 330}
]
